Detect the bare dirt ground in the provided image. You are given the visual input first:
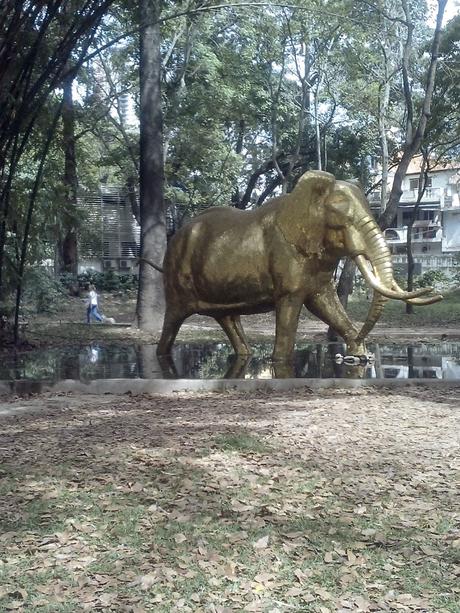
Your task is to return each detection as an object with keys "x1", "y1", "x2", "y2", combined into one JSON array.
[{"x1": 0, "y1": 387, "x2": 459, "y2": 611}]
